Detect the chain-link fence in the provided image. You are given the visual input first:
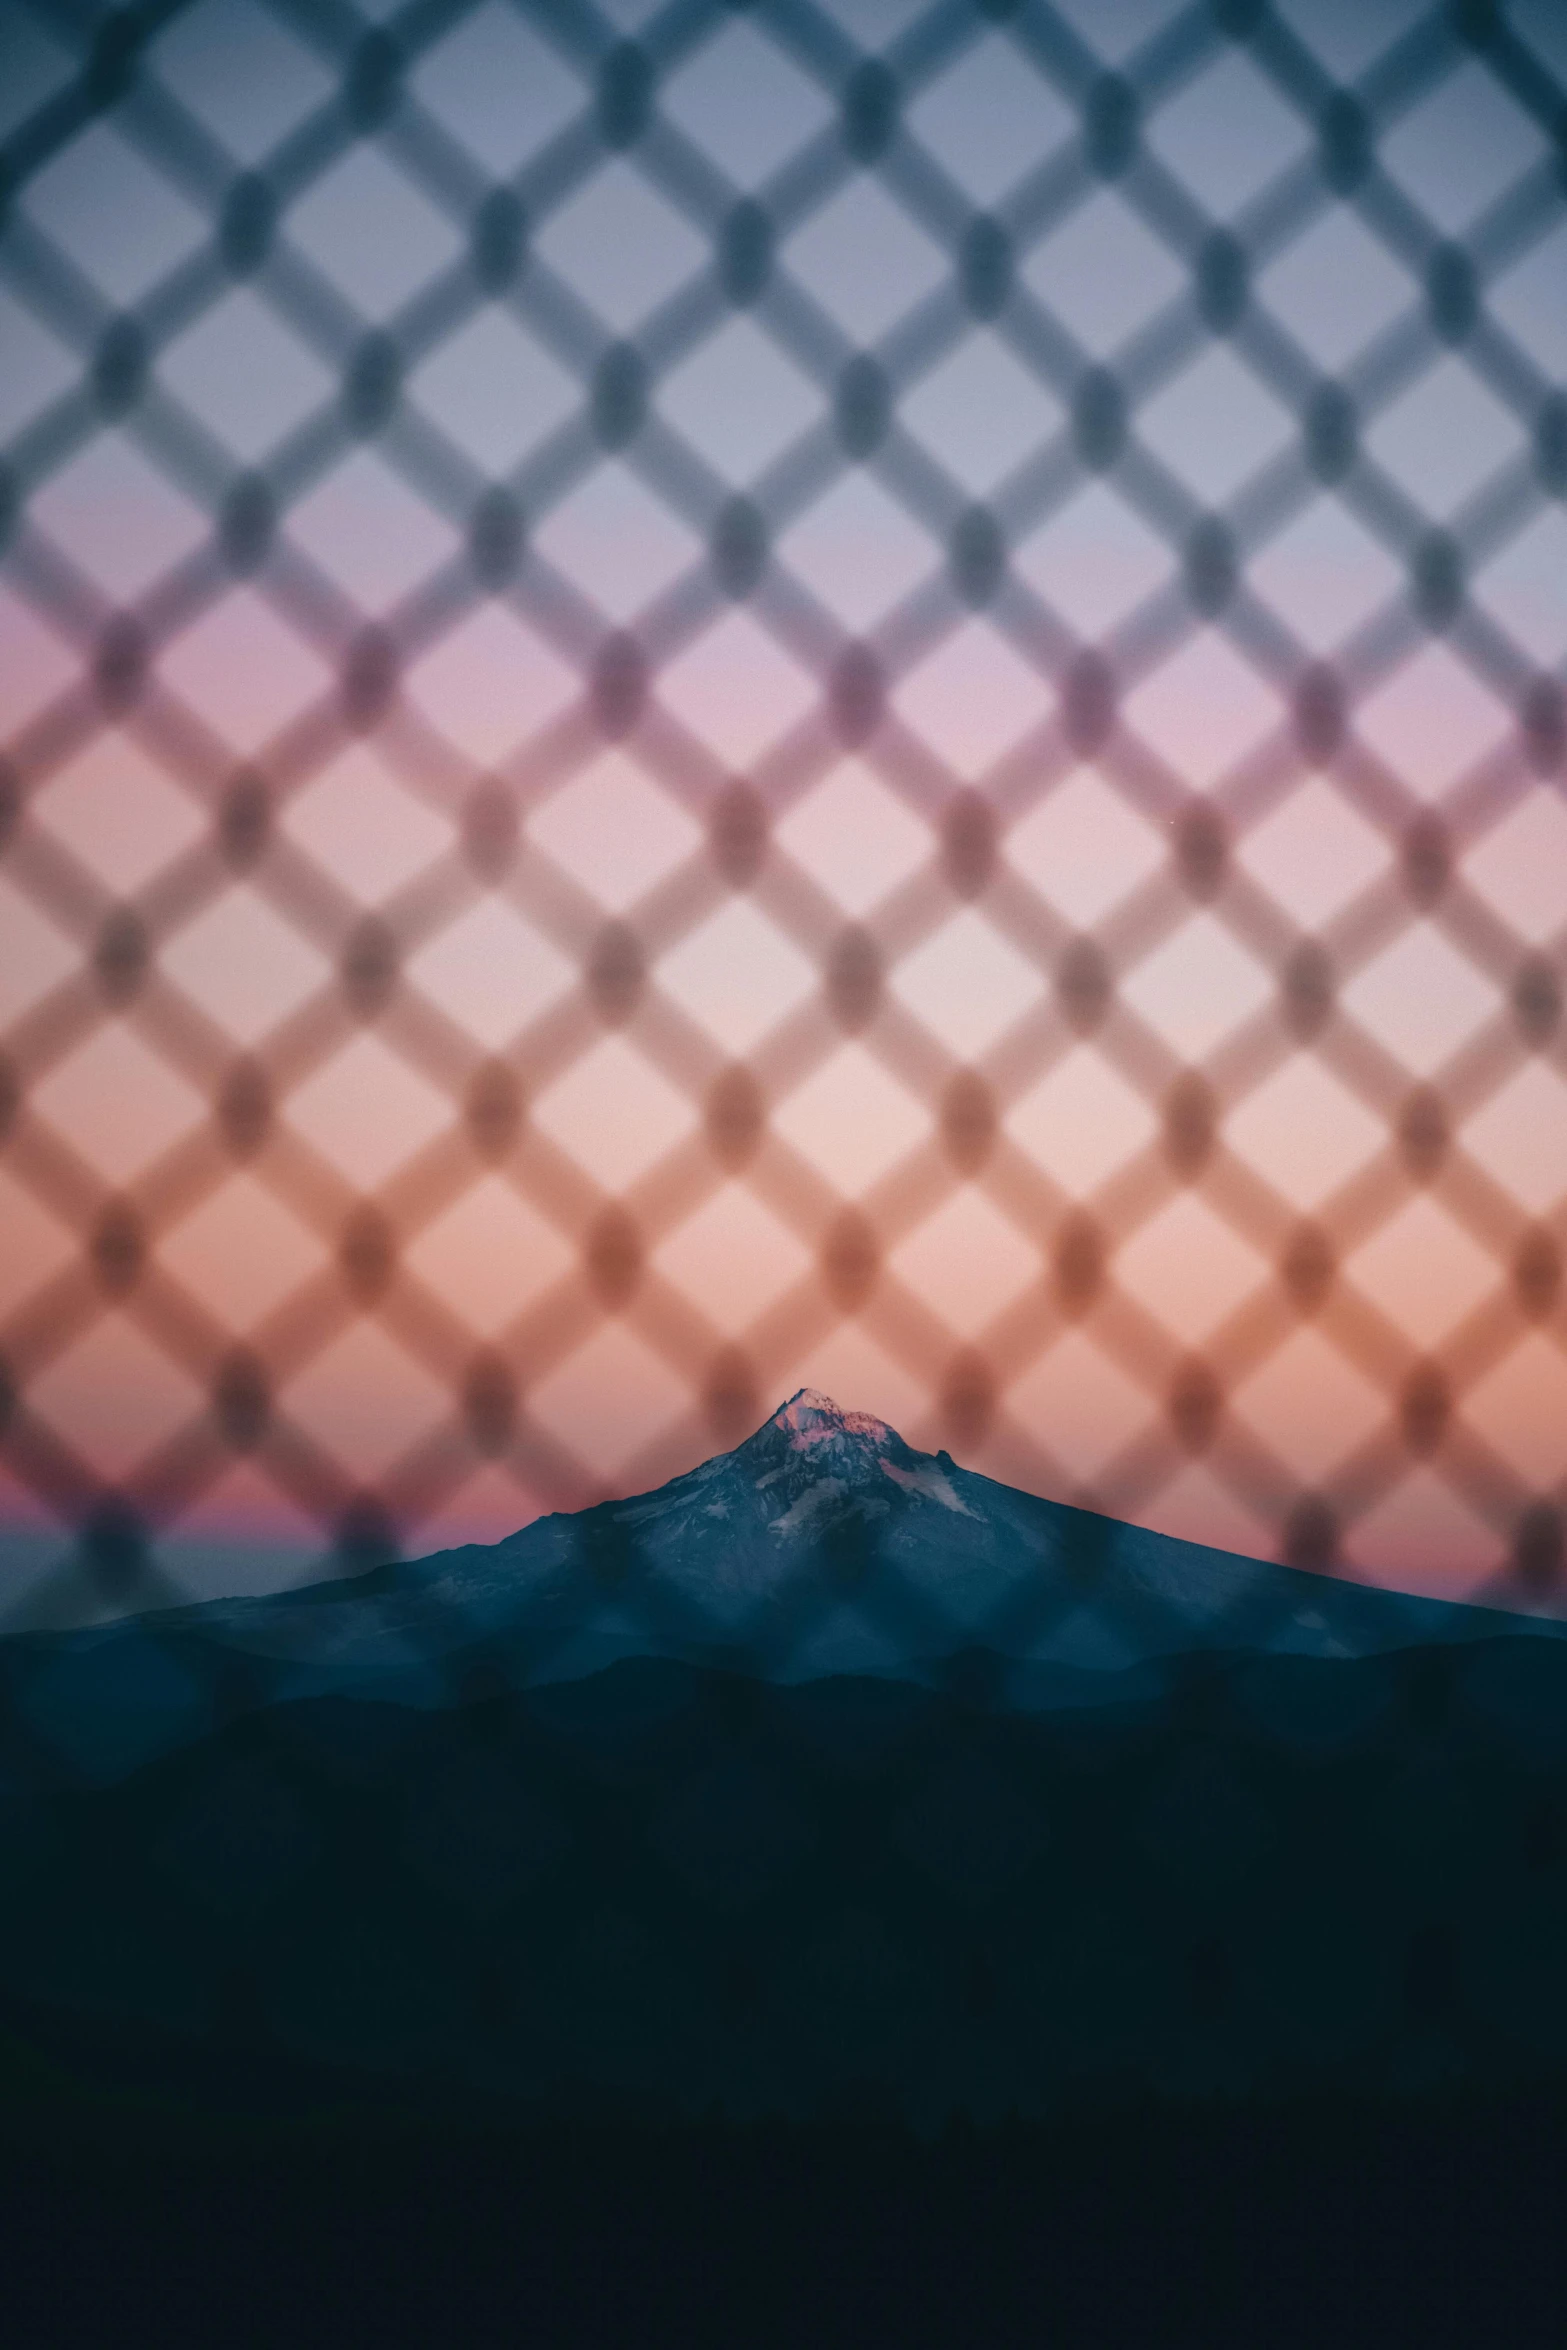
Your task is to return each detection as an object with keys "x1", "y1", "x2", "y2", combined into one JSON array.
[{"x1": 1, "y1": 0, "x2": 1564, "y2": 1631}]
